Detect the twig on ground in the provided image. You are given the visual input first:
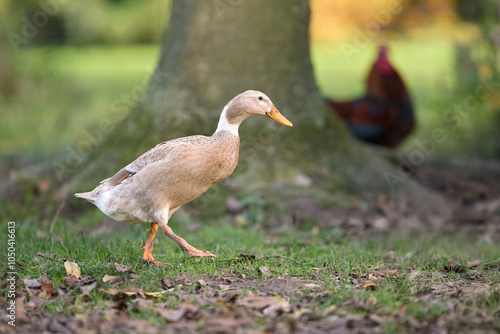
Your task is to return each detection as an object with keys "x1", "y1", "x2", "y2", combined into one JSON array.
[{"x1": 36, "y1": 252, "x2": 64, "y2": 263}]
